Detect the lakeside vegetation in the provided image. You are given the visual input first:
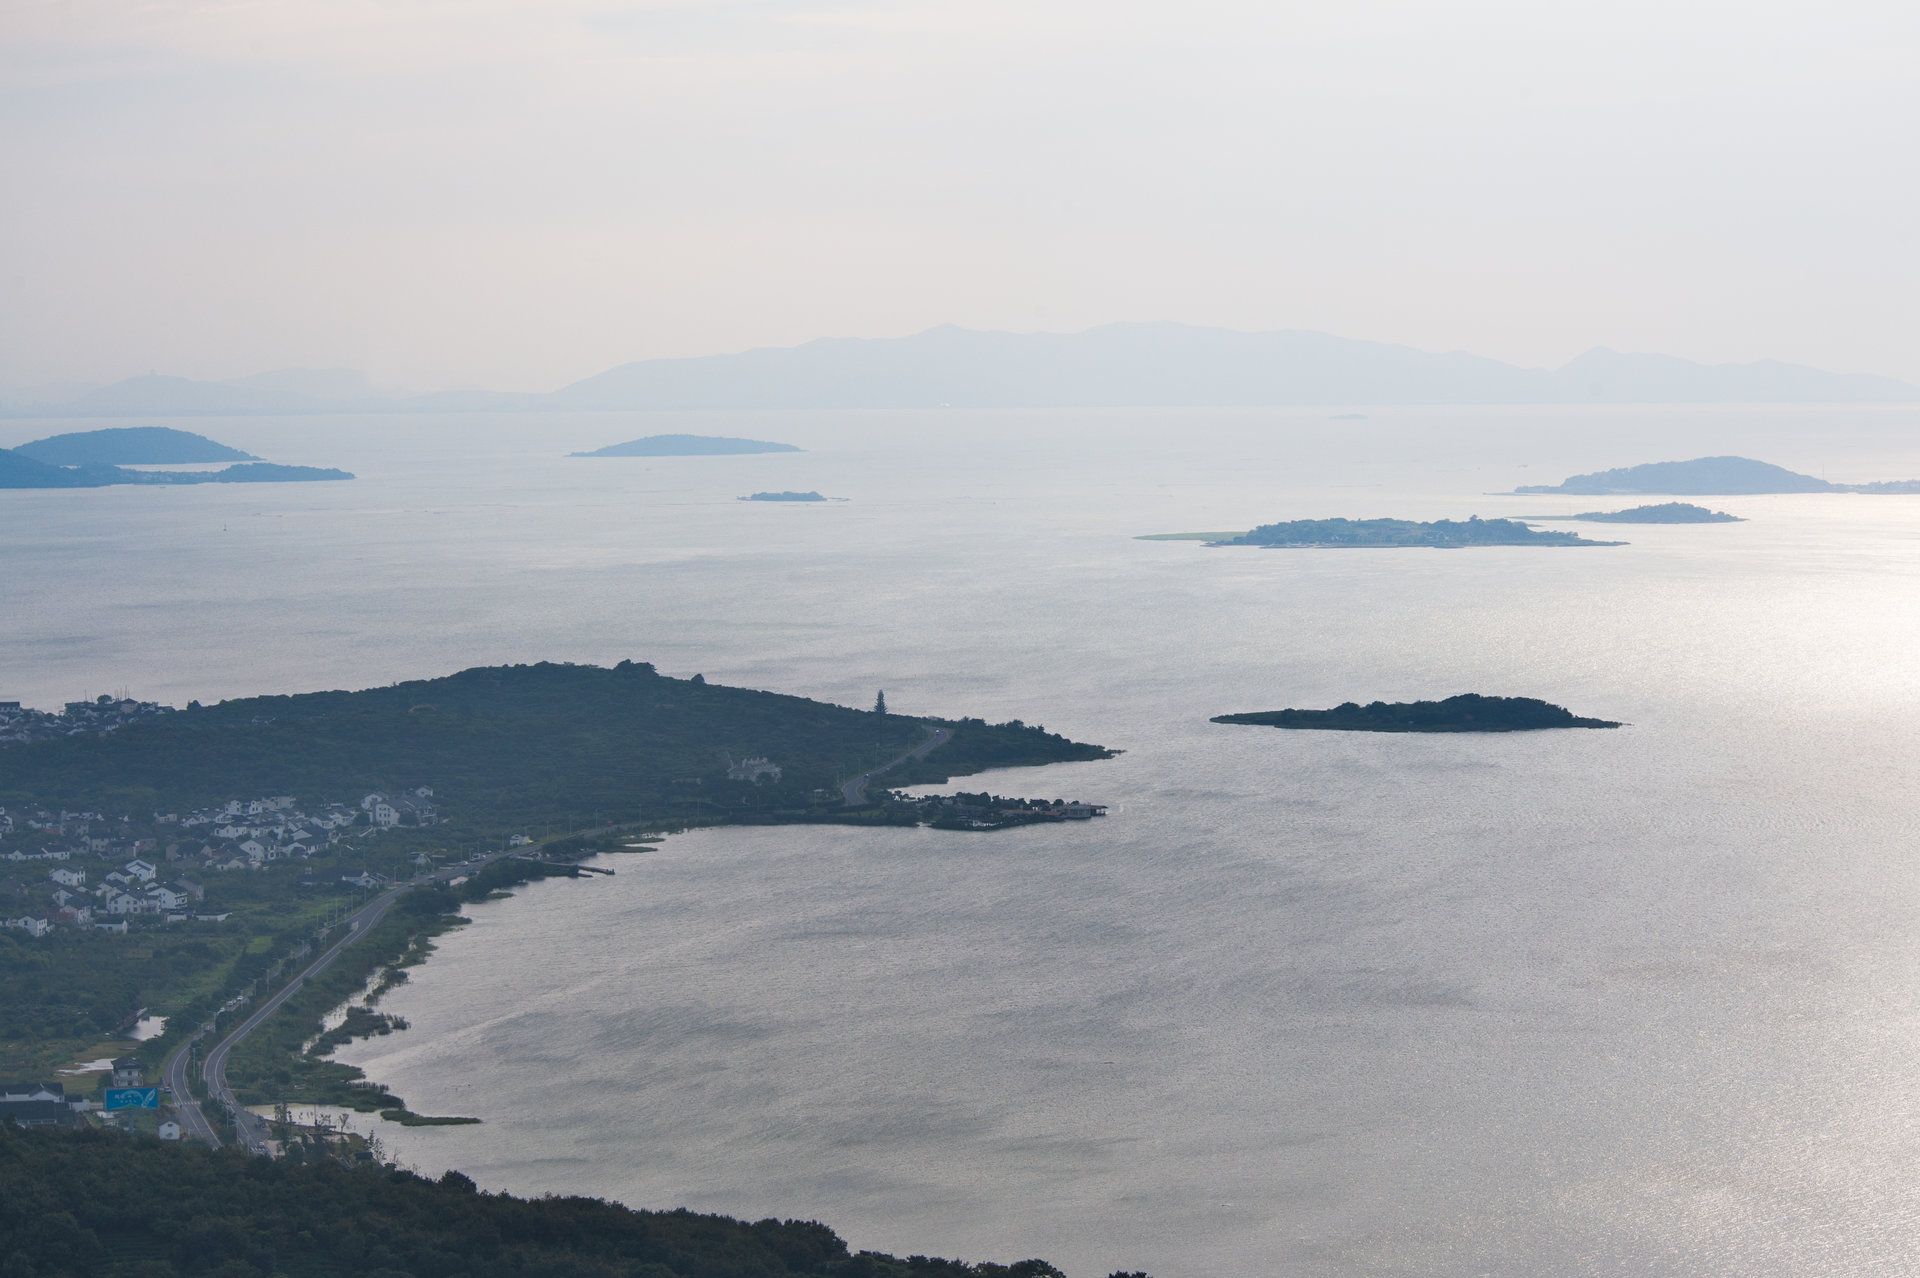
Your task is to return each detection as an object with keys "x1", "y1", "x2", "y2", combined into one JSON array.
[
  {"x1": 0, "y1": 1125, "x2": 1088, "y2": 1278},
  {"x1": 1214, "y1": 694, "x2": 1622, "y2": 732}
]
